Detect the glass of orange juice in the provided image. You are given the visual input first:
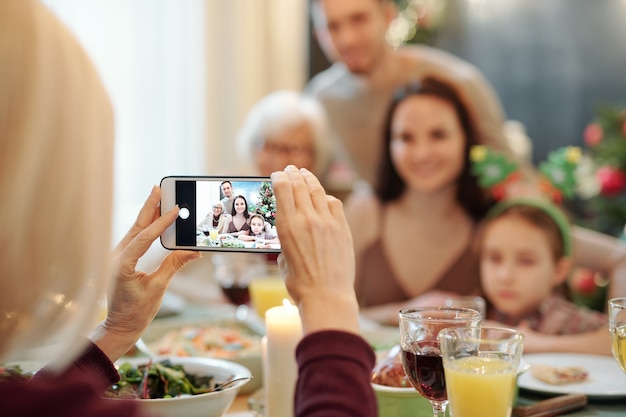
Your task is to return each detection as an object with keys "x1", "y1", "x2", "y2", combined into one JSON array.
[
  {"x1": 249, "y1": 276, "x2": 292, "y2": 319},
  {"x1": 609, "y1": 297, "x2": 626, "y2": 373},
  {"x1": 209, "y1": 228, "x2": 219, "y2": 246},
  {"x1": 439, "y1": 326, "x2": 524, "y2": 417}
]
